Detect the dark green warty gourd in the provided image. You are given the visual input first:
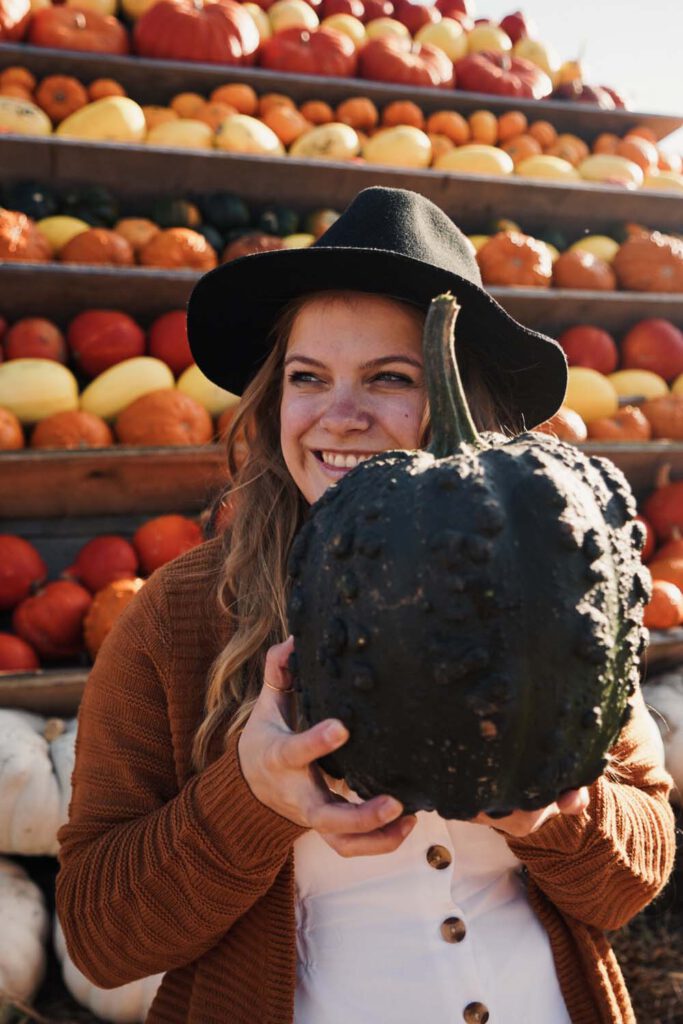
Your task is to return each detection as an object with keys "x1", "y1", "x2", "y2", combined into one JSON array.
[{"x1": 286, "y1": 294, "x2": 650, "y2": 819}]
